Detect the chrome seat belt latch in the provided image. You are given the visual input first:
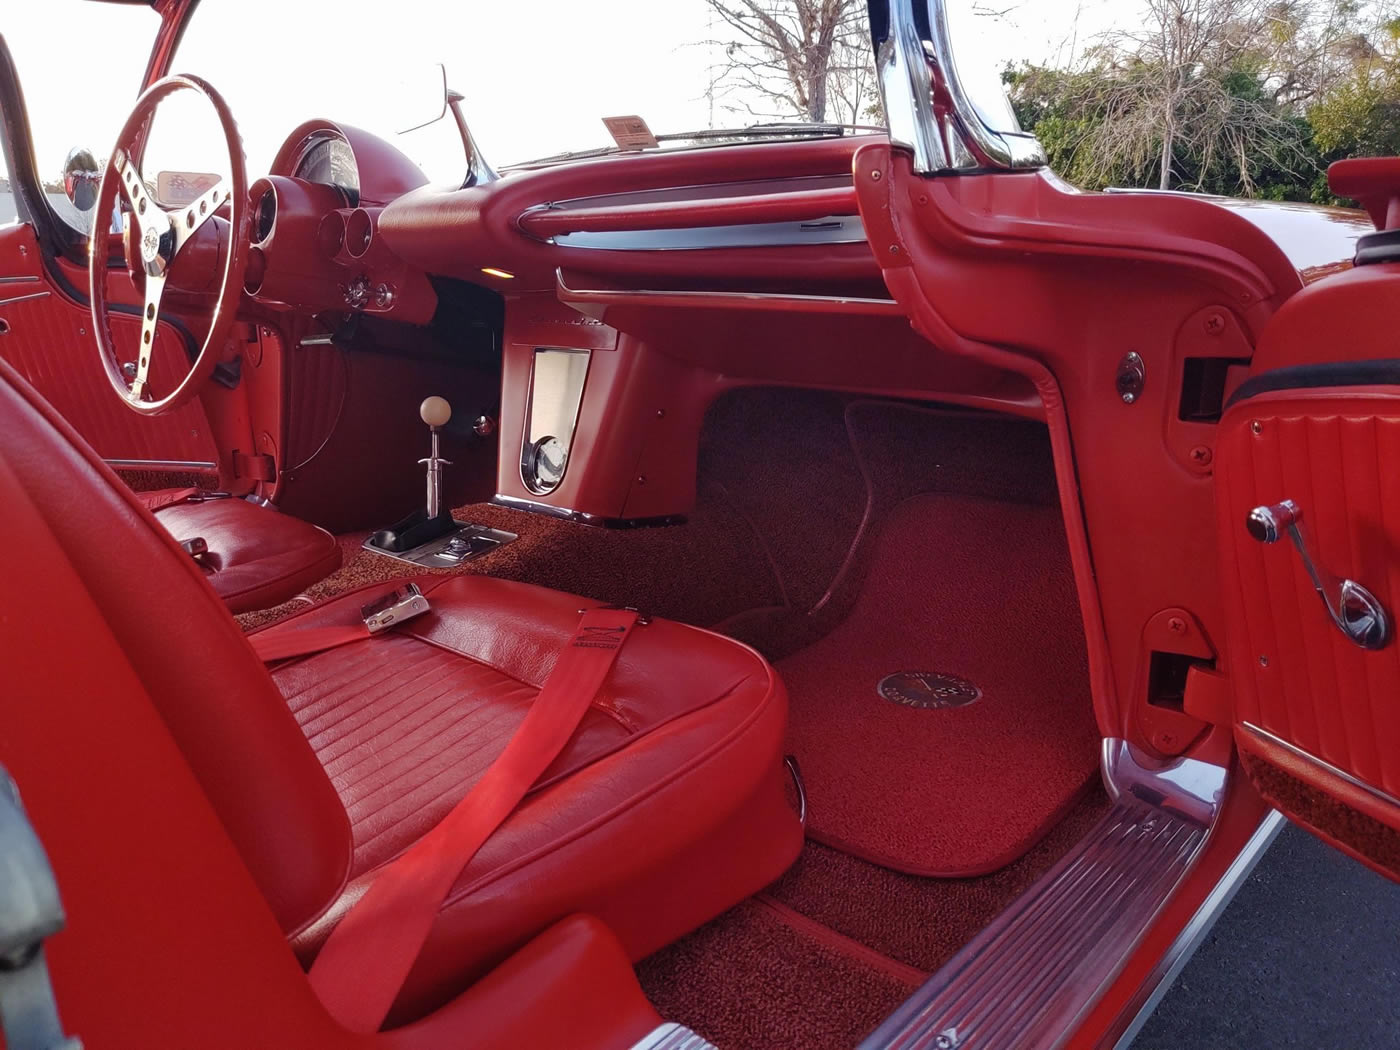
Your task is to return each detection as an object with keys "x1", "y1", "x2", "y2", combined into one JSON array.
[{"x1": 361, "y1": 583, "x2": 431, "y2": 634}]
